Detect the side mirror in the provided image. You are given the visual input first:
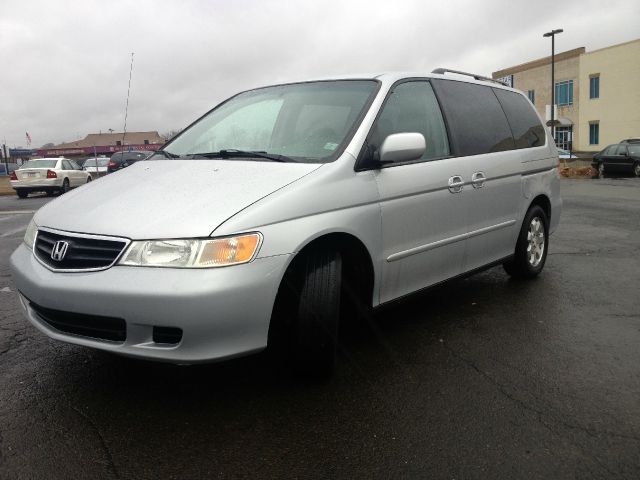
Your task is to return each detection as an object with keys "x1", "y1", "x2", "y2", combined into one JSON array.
[{"x1": 379, "y1": 133, "x2": 426, "y2": 164}]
